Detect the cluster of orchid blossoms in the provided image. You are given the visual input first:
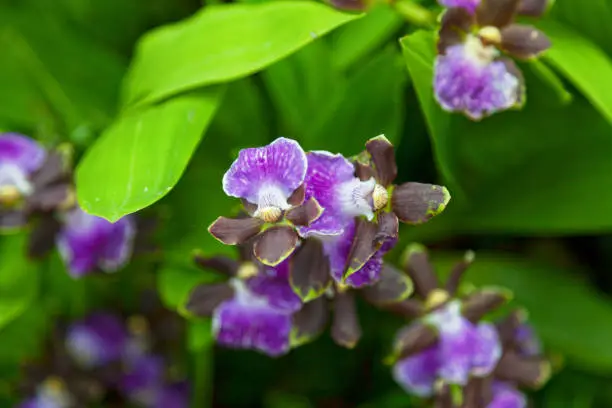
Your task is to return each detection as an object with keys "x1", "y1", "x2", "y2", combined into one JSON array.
[
  {"x1": 0, "y1": 133, "x2": 136, "y2": 278},
  {"x1": 185, "y1": 136, "x2": 552, "y2": 407},
  {"x1": 389, "y1": 246, "x2": 551, "y2": 407},
  {"x1": 435, "y1": 0, "x2": 552, "y2": 119},
  {"x1": 18, "y1": 296, "x2": 188, "y2": 408}
]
